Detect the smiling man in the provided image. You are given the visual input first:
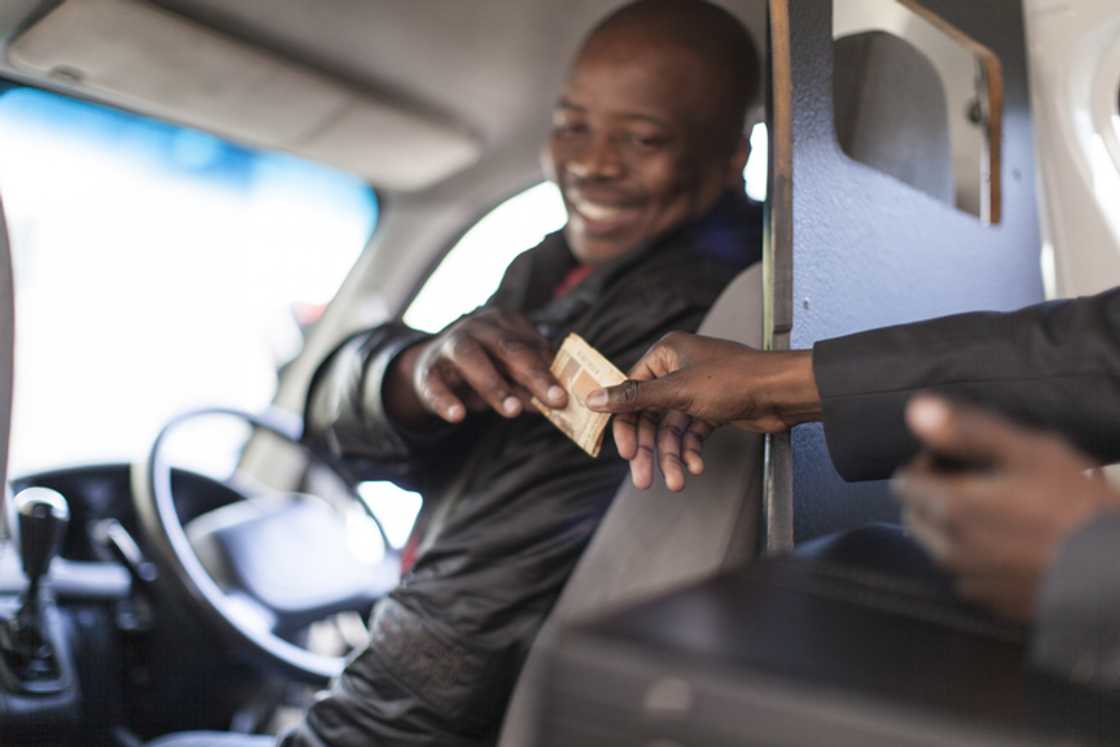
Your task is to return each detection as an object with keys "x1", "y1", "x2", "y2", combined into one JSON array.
[
  {"x1": 280, "y1": 3, "x2": 763, "y2": 745},
  {"x1": 550, "y1": 6, "x2": 755, "y2": 266}
]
